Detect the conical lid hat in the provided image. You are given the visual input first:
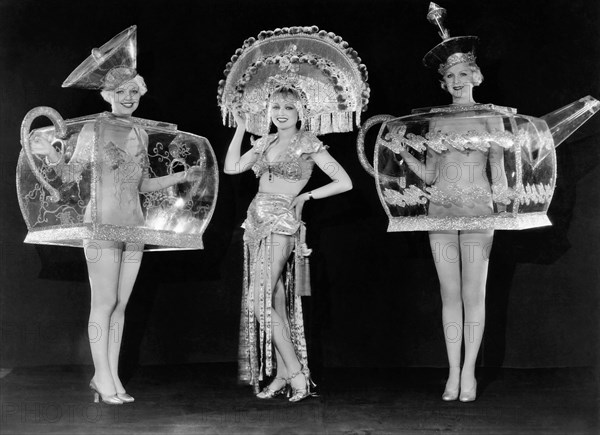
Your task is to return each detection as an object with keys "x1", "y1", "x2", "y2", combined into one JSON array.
[{"x1": 62, "y1": 26, "x2": 137, "y2": 90}]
